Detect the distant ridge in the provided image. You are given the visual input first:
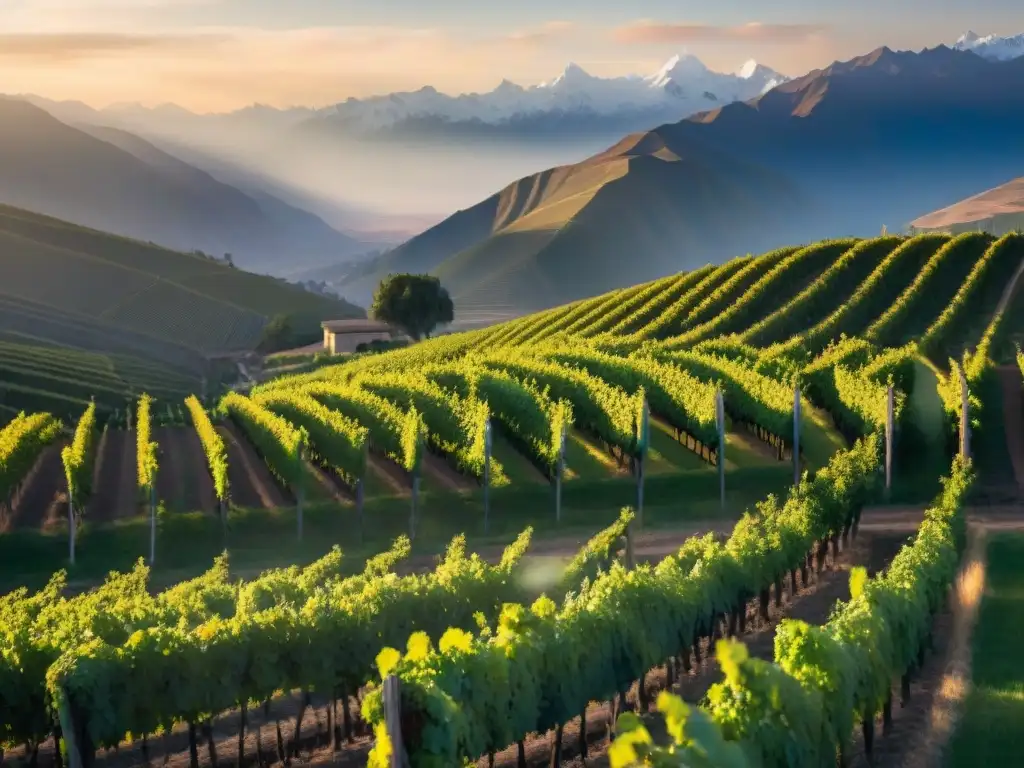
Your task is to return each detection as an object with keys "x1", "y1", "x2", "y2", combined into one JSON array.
[
  {"x1": 333, "y1": 44, "x2": 1024, "y2": 315},
  {"x1": 0, "y1": 98, "x2": 371, "y2": 275}
]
